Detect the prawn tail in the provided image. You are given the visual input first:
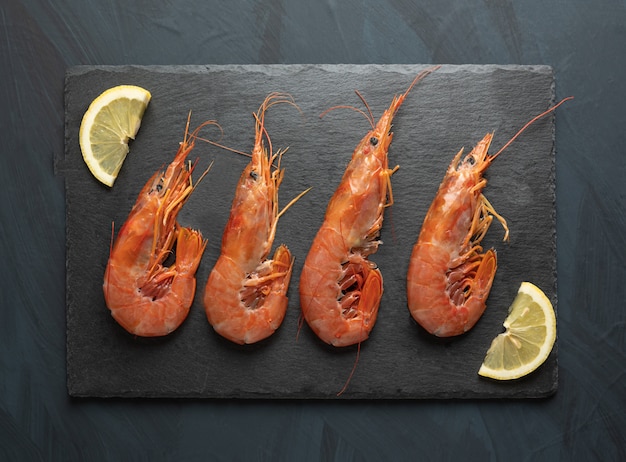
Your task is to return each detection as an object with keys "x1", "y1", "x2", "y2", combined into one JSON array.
[
  {"x1": 335, "y1": 270, "x2": 381, "y2": 396},
  {"x1": 231, "y1": 244, "x2": 293, "y2": 343},
  {"x1": 272, "y1": 244, "x2": 294, "y2": 286},
  {"x1": 455, "y1": 249, "x2": 497, "y2": 334},
  {"x1": 473, "y1": 248, "x2": 497, "y2": 299},
  {"x1": 357, "y1": 268, "x2": 383, "y2": 330},
  {"x1": 265, "y1": 246, "x2": 294, "y2": 330},
  {"x1": 261, "y1": 244, "x2": 294, "y2": 306},
  {"x1": 175, "y1": 226, "x2": 207, "y2": 275},
  {"x1": 265, "y1": 244, "x2": 294, "y2": 312}
]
